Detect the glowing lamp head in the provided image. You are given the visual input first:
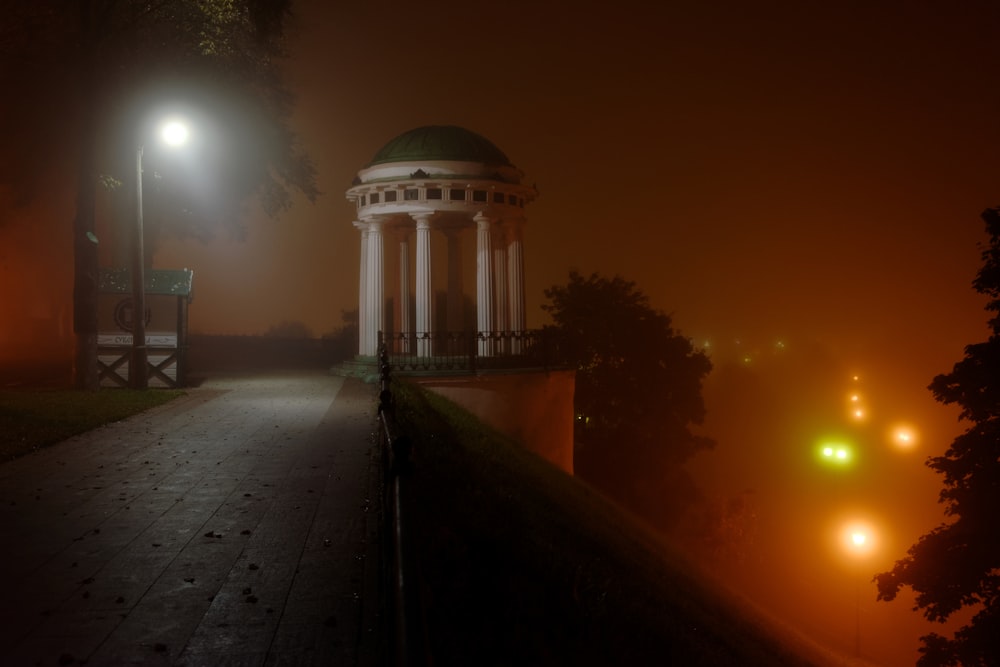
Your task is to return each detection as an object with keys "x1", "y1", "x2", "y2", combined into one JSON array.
[
  {"x1": 818, "y1": 440, "x2": 853, "y2": 466},
  {"x1": 843, "y1": 521, "x2": 877, "y2": 558},
  {"x1": 890, "y1": 423, "x2": 918, "y2": 450},
  {"x1": 160, "y1": 119, "x2": 190, "y2": 147}
]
